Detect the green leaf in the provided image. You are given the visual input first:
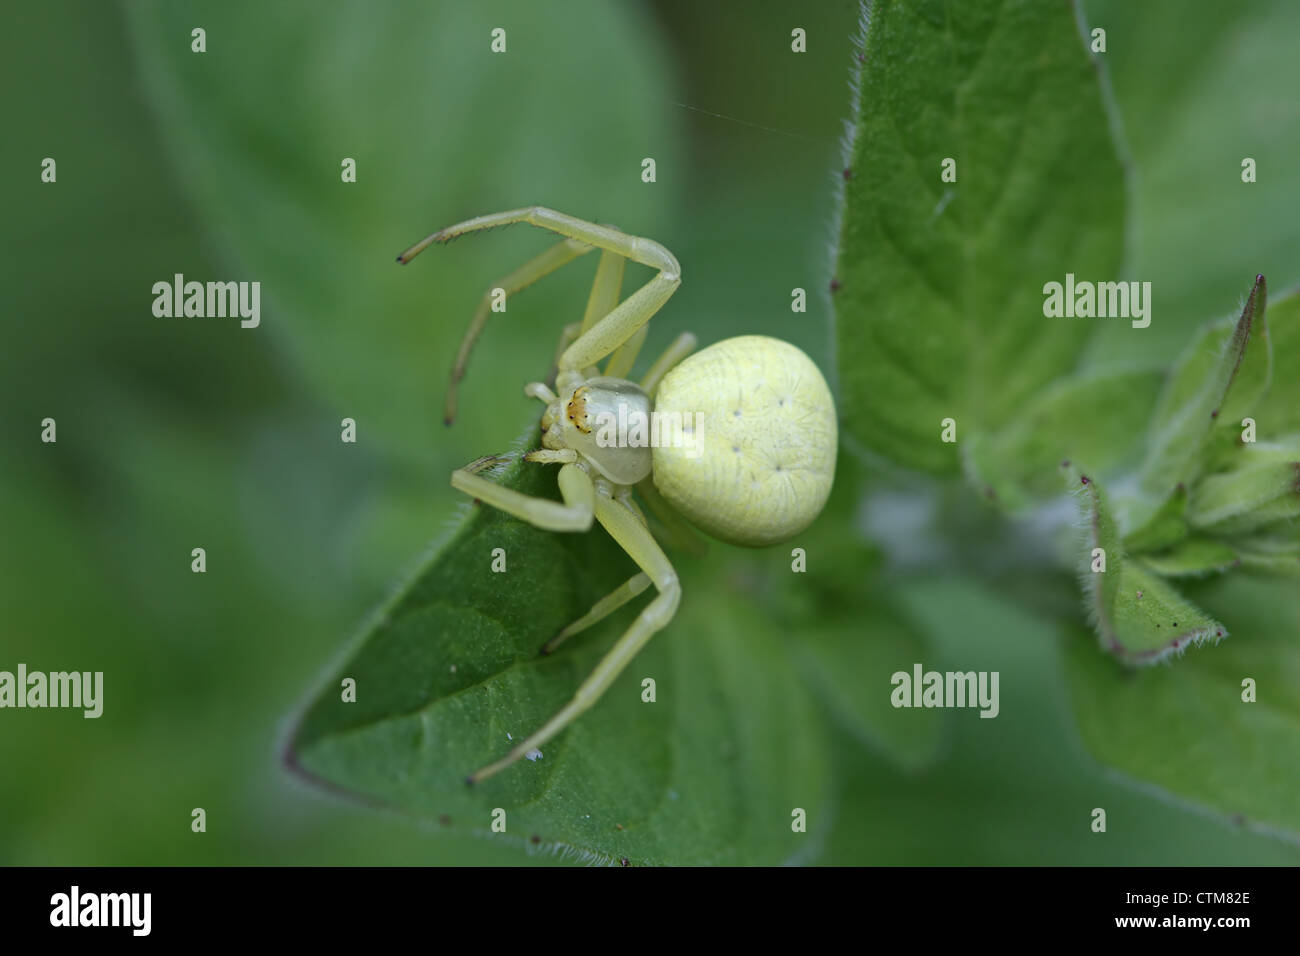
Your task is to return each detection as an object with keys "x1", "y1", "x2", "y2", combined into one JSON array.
[
  {"x1": 1065, "y1": 464, "x2": 1226, "y2": 664},
  {"x1": 1212, "y1": 514, "x2": 1300, "y2": 579},
  {"x1": 965, "y1": 367, "x2": 1164, "y2": 511},
  {"x1": 1122, "y1": 483, "x2": 1189, "y2": 554},
  {"x1": 1231, "y1": 531, "x2": 1300, "y2": 555},
  {"x1": 833, "y1": 0, "x2": 1125, "y2": 473},
  {"x1": 1235, "y1": 546, "x2": 1300, "y2": 577},
  {"x1": 1188, "y1": 457, "x2": 1300, "y2": 535},
  {"x1": 1067, "y1": 576, "x2": 1300, "y2": 840},
  {"x1": 1139, "y1": 536, "x2": 1239, "y2": 578},
  {"x1": 1252, "y1": 289, "x2": 1300, "y2": 435},
  {"x1": 1097, "y1": 563, "x2": 1227, "y2": 664},
  {"x1": 1138, "y1": 275, "x2": 1270, "y2": 506},
  {"x1": 289, "y1": 432, "x2": 834, "y2": 865}
]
